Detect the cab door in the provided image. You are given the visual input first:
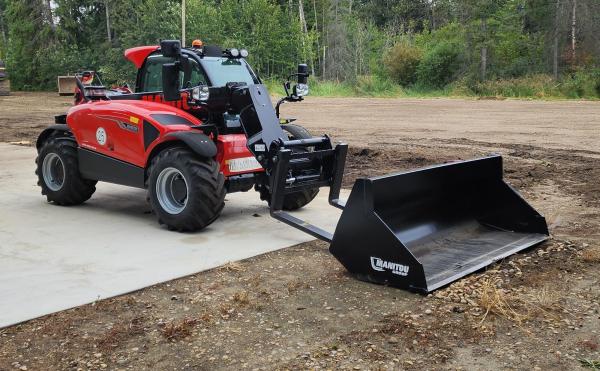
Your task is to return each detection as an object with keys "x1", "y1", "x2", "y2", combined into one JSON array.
[{"x1": 137, "y1": 53, "x2": 209, "y2": 94}]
